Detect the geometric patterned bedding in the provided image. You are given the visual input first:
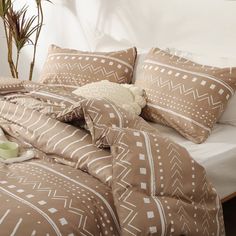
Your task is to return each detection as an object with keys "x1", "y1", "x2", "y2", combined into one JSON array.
[{"x1": 0, "y1": 78, "x2": 225, "y2": 235}]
